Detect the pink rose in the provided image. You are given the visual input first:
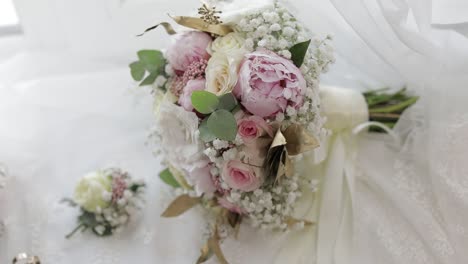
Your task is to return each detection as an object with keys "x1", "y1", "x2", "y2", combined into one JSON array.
[
  {"x1": 222, "y1": 160, "x2": 263, "y2": 192},
  {"x1": 167, "y1": 31, "x2": 212, "y2": 72},
  {"x1": 189, "y1": 165, "x2": 216, "y2": 196},
  {"x1": 218, "y1": 197, "x2": 246, "y2": 214},
  {"x1": 234, "y1": 50, "x2": 306, "y2": 117},
  {"x1": 237, "y1": 115, "x2": 273, "y2": 144},
  {"x1": 178, "y1": 79, "x2": 206, "y2": 111}
]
